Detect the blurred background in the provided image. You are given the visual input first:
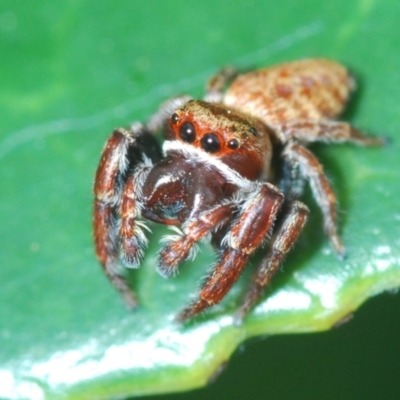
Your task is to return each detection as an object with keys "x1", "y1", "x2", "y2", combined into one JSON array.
[
  {"x1": 145, "y1": 292, "x2": 400, "y2": 400},
  {"x1": 1, "y1": 1, "x2": 399, "y2": 399}
]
